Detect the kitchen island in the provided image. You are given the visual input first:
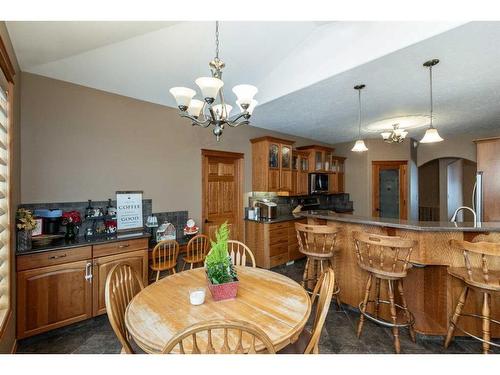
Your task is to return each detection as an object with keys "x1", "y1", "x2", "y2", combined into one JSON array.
[{"x1": 300, "y1": 210, "x2": 500, "y2": 338}]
